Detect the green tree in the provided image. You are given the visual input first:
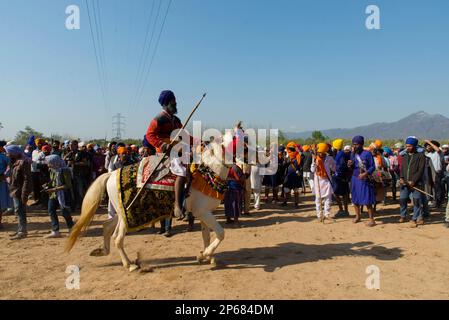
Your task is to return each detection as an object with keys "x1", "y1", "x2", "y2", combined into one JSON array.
[
  {"x1": 14, "y1": 126, "x2": 46, "y2": 146},
  {"x1": 278, "y1": 130, "x2": 288, "y2": 145},
  {"x1": 310, "y1": 130, "x2": 328, "y2": 143}
]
